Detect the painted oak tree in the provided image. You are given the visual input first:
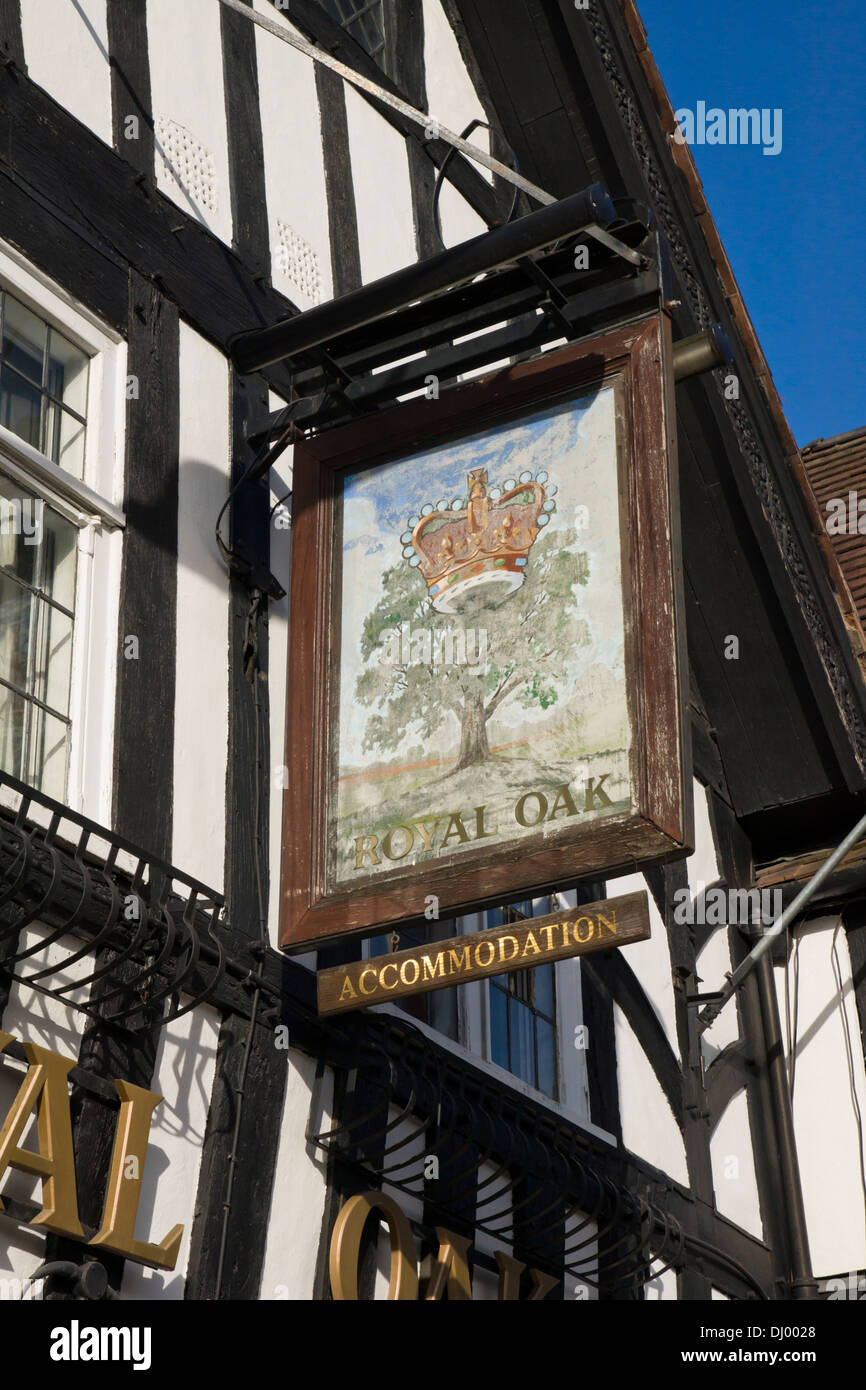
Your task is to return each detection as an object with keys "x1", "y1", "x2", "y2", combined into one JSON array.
[{"x1": 355, "y1": 527, "x2": 590, "y2": 774}]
